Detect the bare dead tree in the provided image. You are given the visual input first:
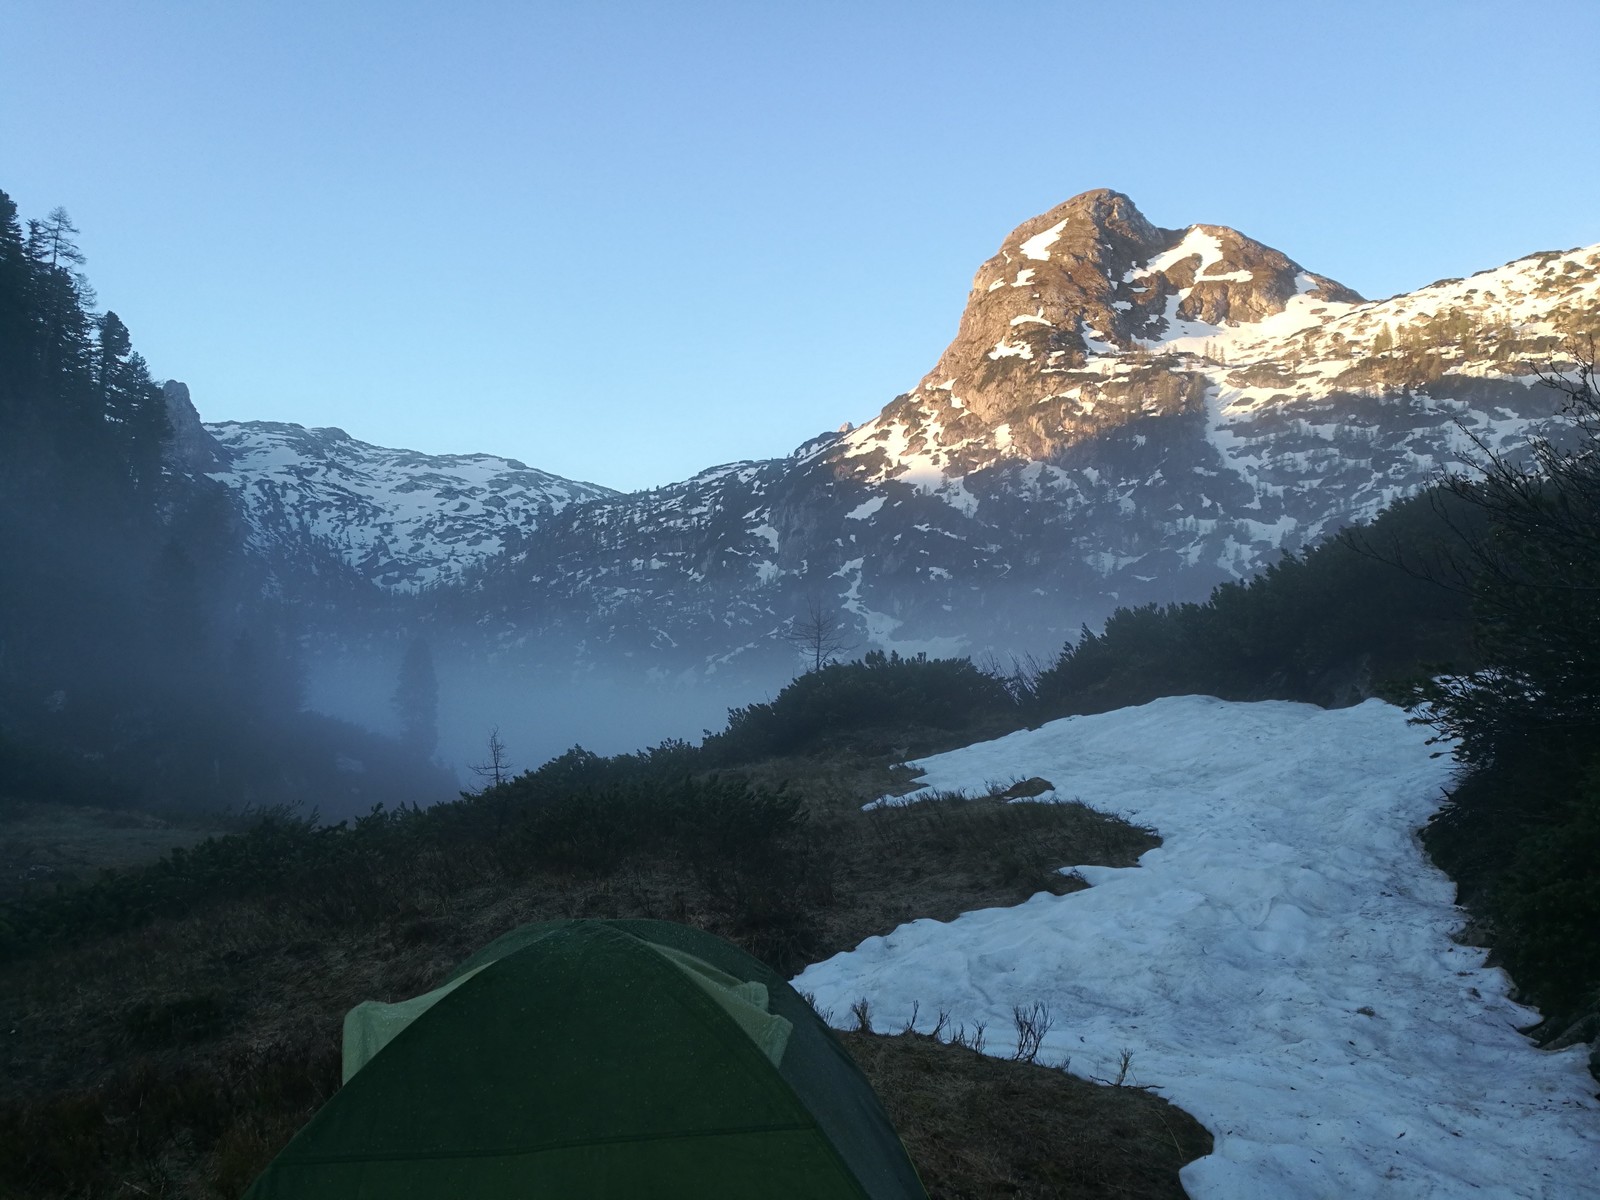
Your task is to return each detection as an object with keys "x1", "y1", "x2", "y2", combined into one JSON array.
[
  {"x1": 780, "y1": 595, "x2": 856, "y2": 672},
  {"x1": 470, "y1": 726, "x2": 516, "y2": 836},
  {"x1": 470, "y1": 726, "x2": 512, "y2": 789}
]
